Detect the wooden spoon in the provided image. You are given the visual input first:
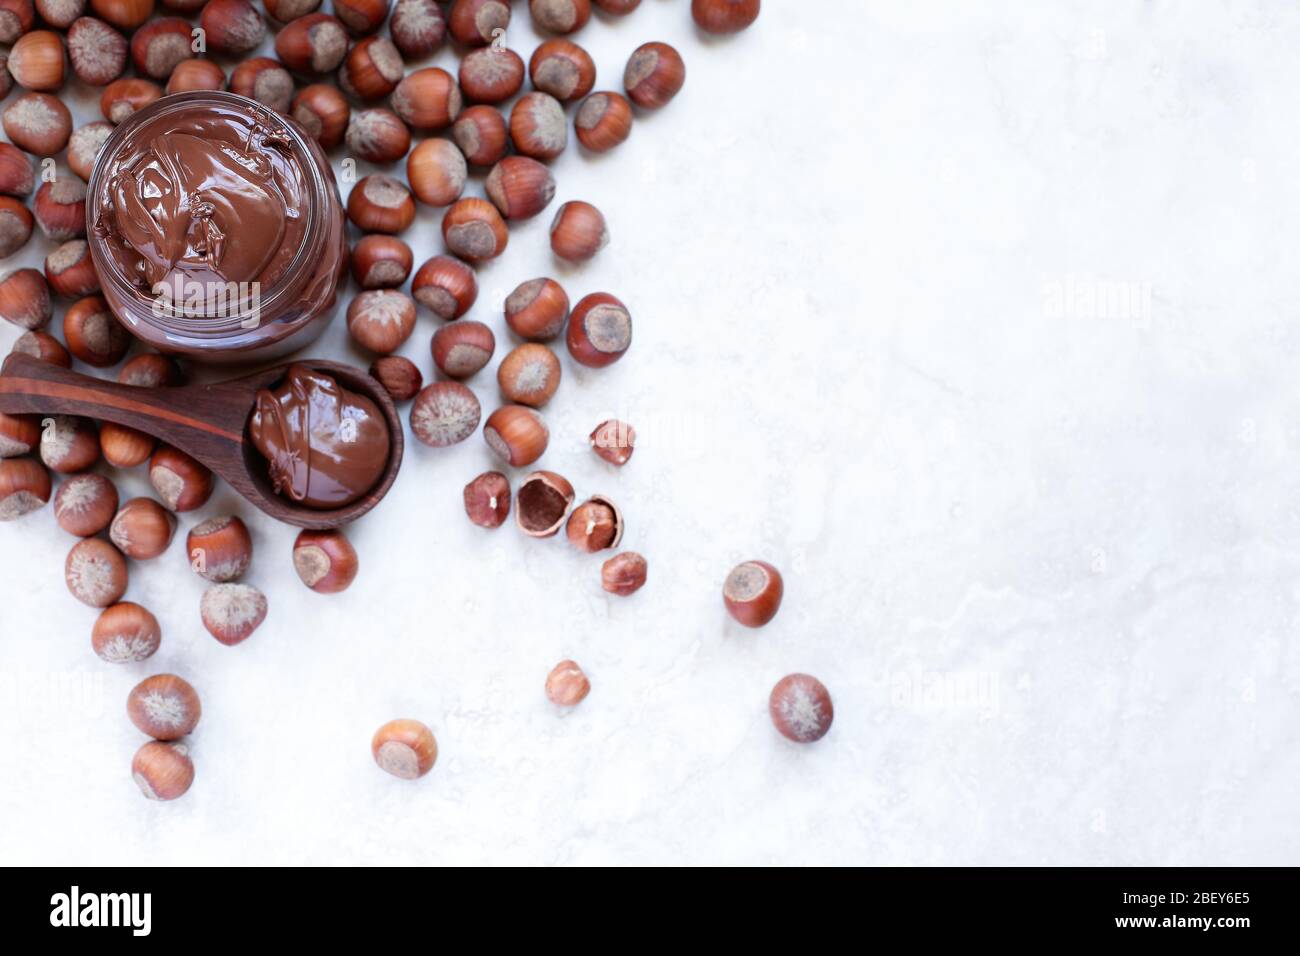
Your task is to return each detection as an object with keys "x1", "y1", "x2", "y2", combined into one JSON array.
[{"x1": 0, "y1": 353, "x2": 404, "y2": 530}]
